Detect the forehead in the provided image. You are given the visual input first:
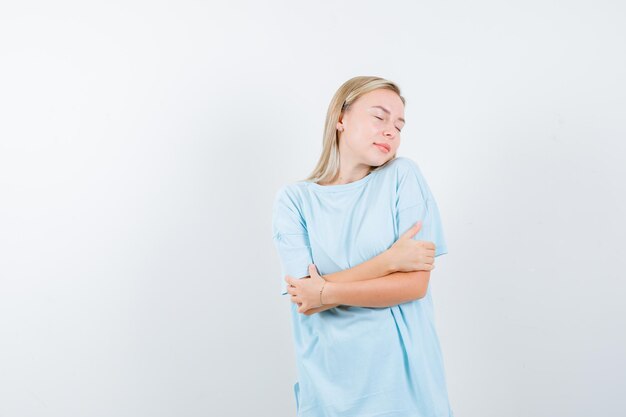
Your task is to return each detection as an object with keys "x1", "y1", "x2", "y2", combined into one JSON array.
[{"x1": 356, "y1": 89, "x2": 404, "y2": 117}]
